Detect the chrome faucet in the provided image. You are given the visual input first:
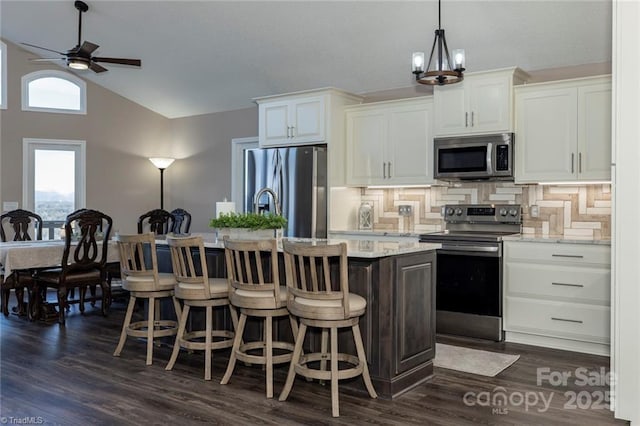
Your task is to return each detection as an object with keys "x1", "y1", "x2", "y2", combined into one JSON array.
[{"x1": 253, "y1": 187, "x2": 281, "y2": 215}]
